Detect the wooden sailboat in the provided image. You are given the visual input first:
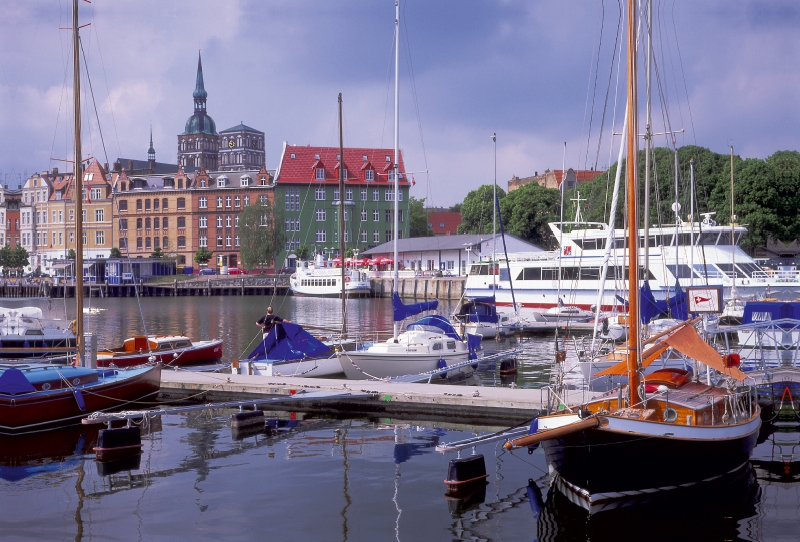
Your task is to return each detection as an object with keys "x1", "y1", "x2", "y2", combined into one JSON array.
[
  {"x1": 505, "y1": 0, "x2": 761, "y2": 513},
  {"x1": 0, "y1": 0, "x2": 161, "y2": 434}
]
